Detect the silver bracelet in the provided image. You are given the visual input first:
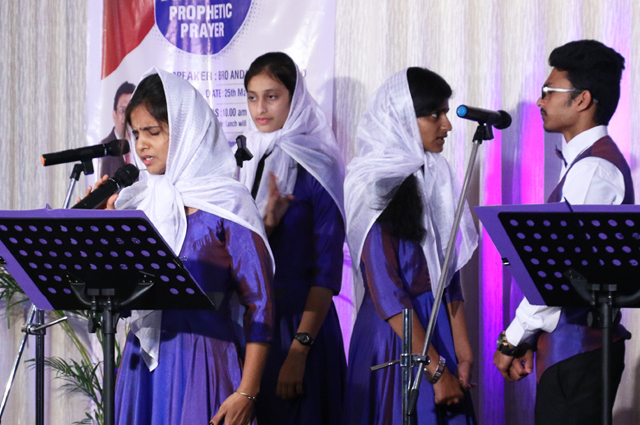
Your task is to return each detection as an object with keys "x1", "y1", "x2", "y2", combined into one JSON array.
[
  {"x1": 235, "y1": 390, "x2": 257, "y2": 402},
  {"x1": 425, "y1": 356, "x2": 446, "y2": 384}
]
